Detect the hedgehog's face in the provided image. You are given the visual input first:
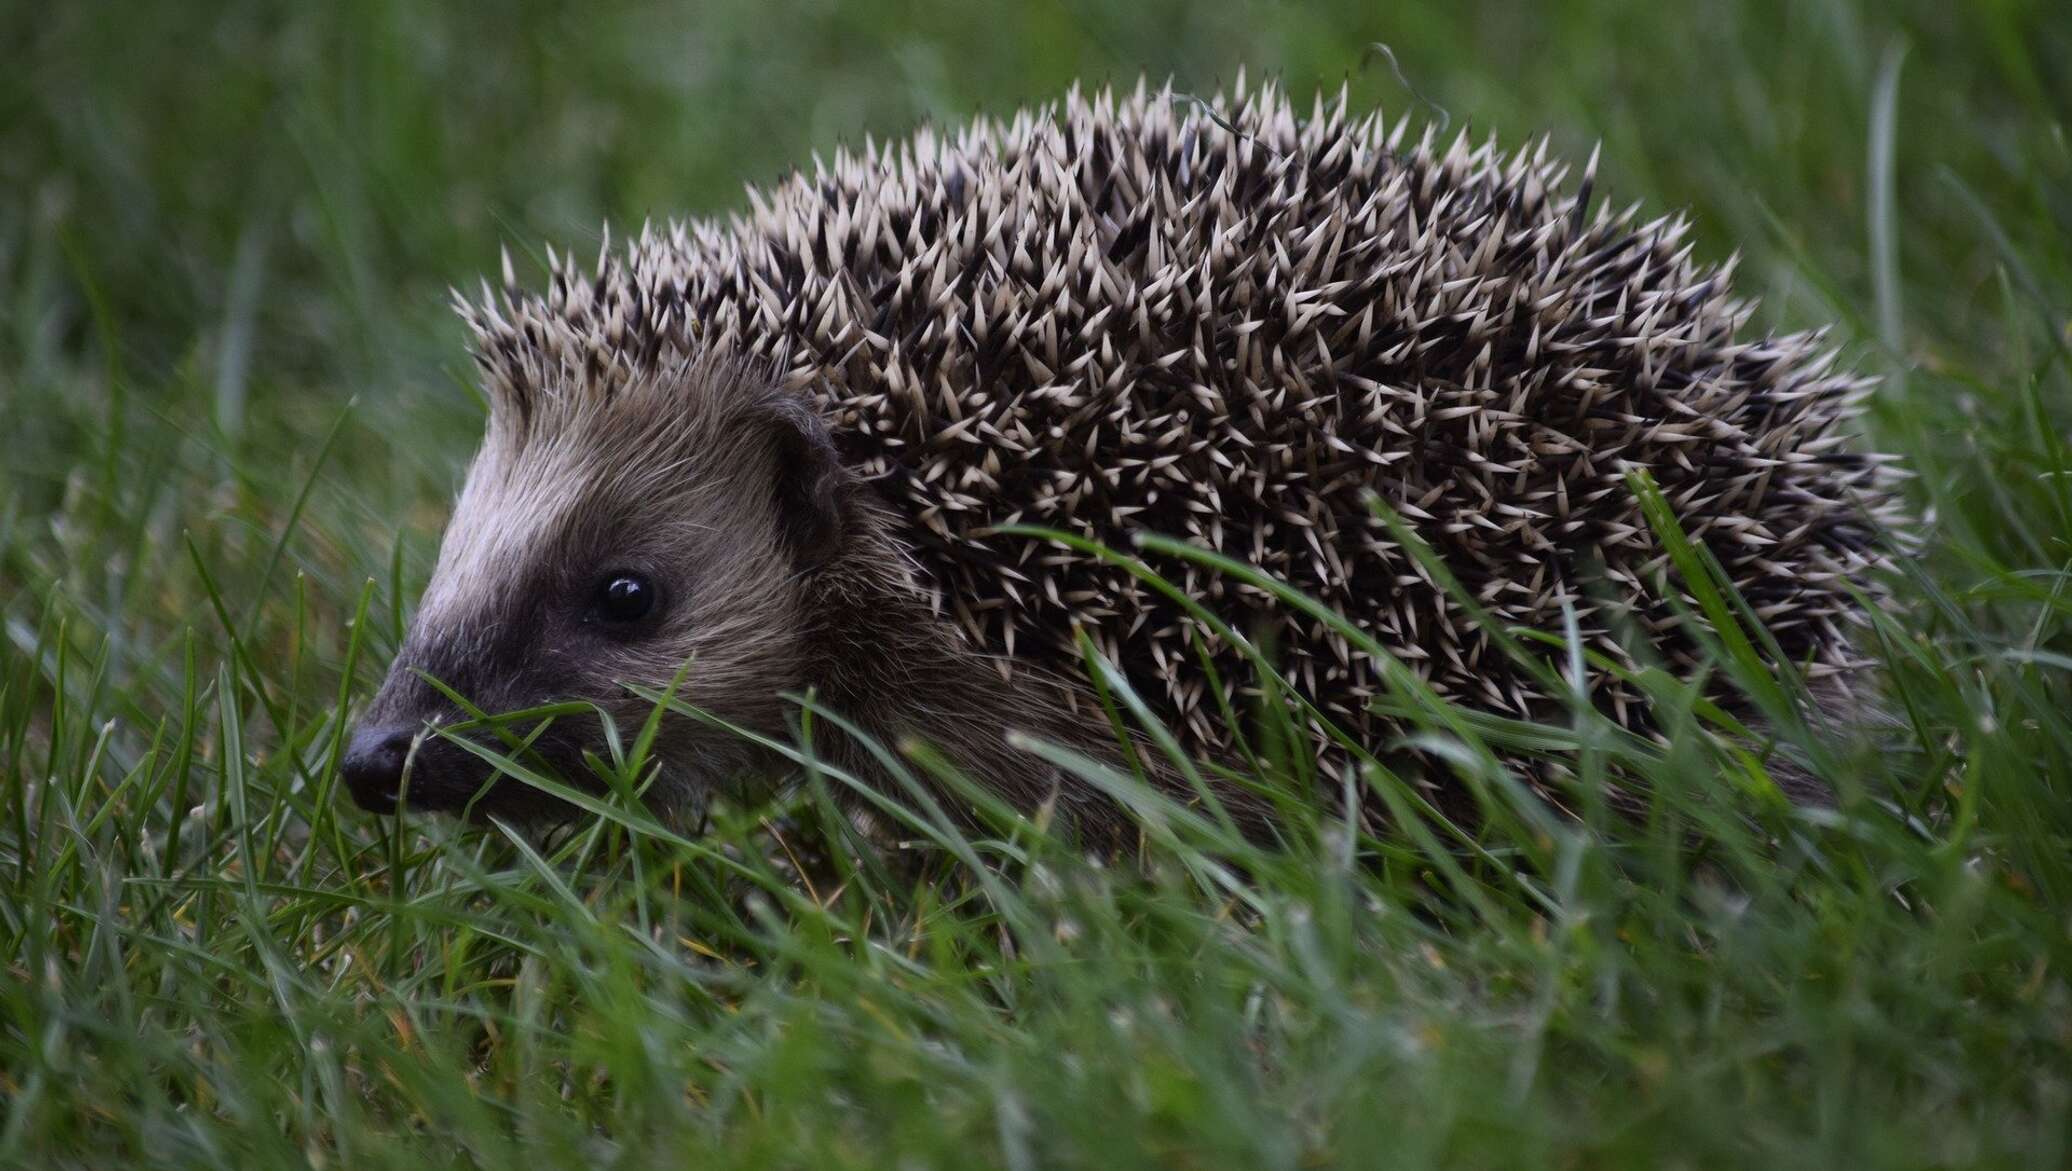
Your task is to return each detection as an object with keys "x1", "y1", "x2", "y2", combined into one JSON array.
[{"x1": 341, "y1": 371, "x2": 852, "y2": 823}]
